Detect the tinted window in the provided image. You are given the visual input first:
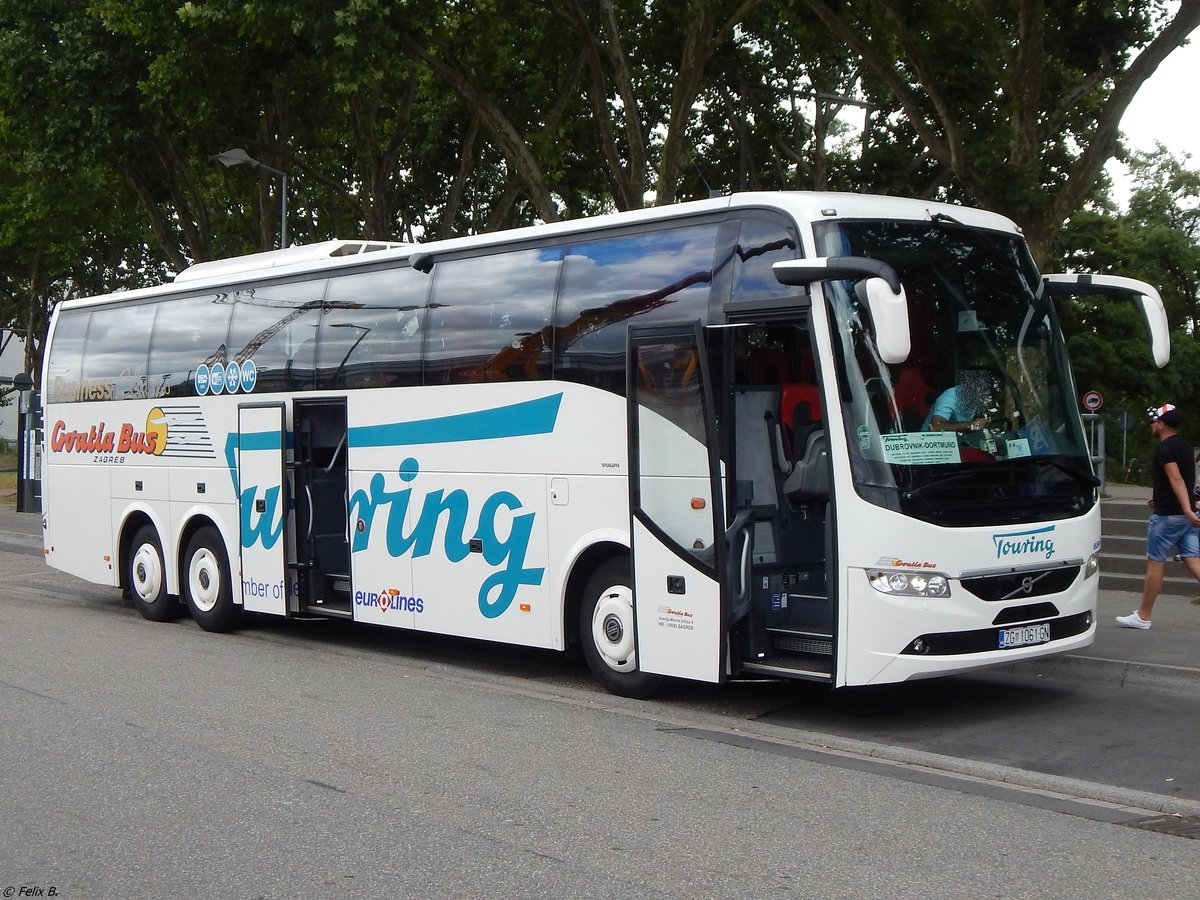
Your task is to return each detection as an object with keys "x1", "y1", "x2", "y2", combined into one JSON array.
[
  {"x1": 45, "y1": 310, "x2": 90, "y2": 403},
  {"x1": 555, "y1": 224, "x2": 719, "y2": 394},
  {"x1": 226, "y1": 279, "x2": 327, "y2": 393},
  {"x1": 424, "y1": 248, "x2": 560, "y2": 384},
  {"x1": 147, "y1": 292, "x2": 235, "y2": 399},
  {"x1": 79, "y1": 302, "x2": 158, "y2": 401},
  {"x1": 729, "y1": 216, "x2": 799, "y2": 301},
  {"x1": 316, "y1": 267, "x2": 430, "y2": 389}
]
